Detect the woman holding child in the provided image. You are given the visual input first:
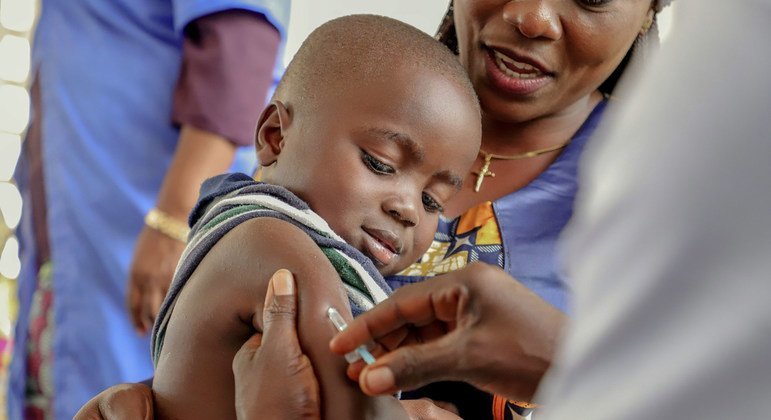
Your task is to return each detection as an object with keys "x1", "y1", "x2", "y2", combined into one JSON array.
[
  {"x1": 77, "y1": 0, "x2": 670, "y2": 419},
  {"x1": 370, "y1": 0, "x2": 667, "y2": 417}
]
